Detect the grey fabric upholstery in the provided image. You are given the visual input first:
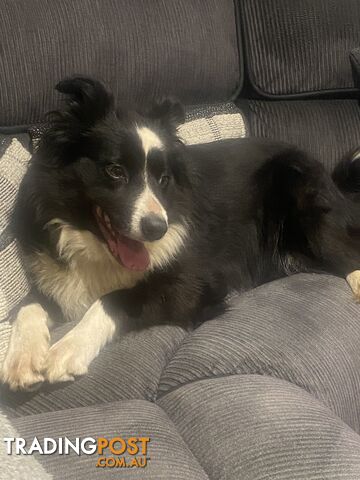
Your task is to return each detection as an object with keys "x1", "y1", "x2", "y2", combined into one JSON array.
[
  {"x1": 158, "y1": 274, "x2": 360, "y2": 434},
  {"x1": 12, "y1": 375, "x2": 360, "y2": 480},
  {"x1": 0, "y1": 0, "x2": 241, "y2": 127},
  {"x1": 5, "y1": 217, "x2": 360, "y2": 477},
  {"x1": 12, "y1": 400, "x2": 209, "y2": 480},
  {"x1": 243, "y1": 99, "x2": 360, "y2": 170},
  {"x1": 158, "y1": 375, "x2": 360, "y2": 480},
  {"x1": 240, "y1": 0, "x2": 360, "y2": 96}
]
